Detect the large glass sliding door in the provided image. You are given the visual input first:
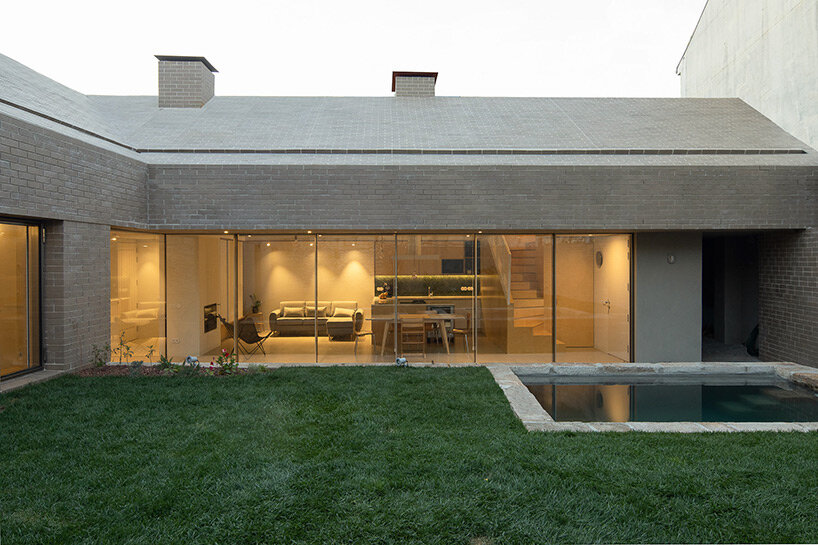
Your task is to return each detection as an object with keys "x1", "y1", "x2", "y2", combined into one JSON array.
[
  {"x1": 318, "y1": 235, "x2": 395, "y2": 364},
  {"x1": 0, "y1": 222, "x2": 39, "y2": 377},
  {"x1": 240, "y1": 235, "x2": 316, "y2": 363},
  {"x1": 110, "y1": 231, "x2": 166, "y2": 362},
  {"x1": 555, "y1": 234, "x2": 631, "y2": 363},
  {"x1": 165, "y1": 234, "x2": 235, "y2": 363},
  {"x1": 394, "y1": 234, "x2": 475, "y2": 363},
  {"x1": 477, "y1": 234, "x2": 553, "y2": 363}
]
